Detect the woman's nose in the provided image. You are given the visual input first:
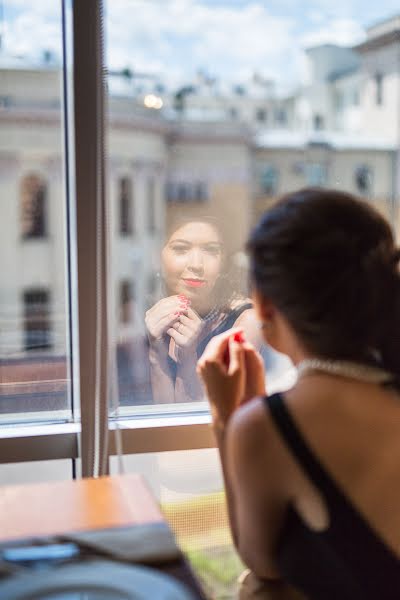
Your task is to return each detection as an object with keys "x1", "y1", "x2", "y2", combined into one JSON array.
[{"x1": 187, "y1": 249, "x2": 204, "y2": 273}]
